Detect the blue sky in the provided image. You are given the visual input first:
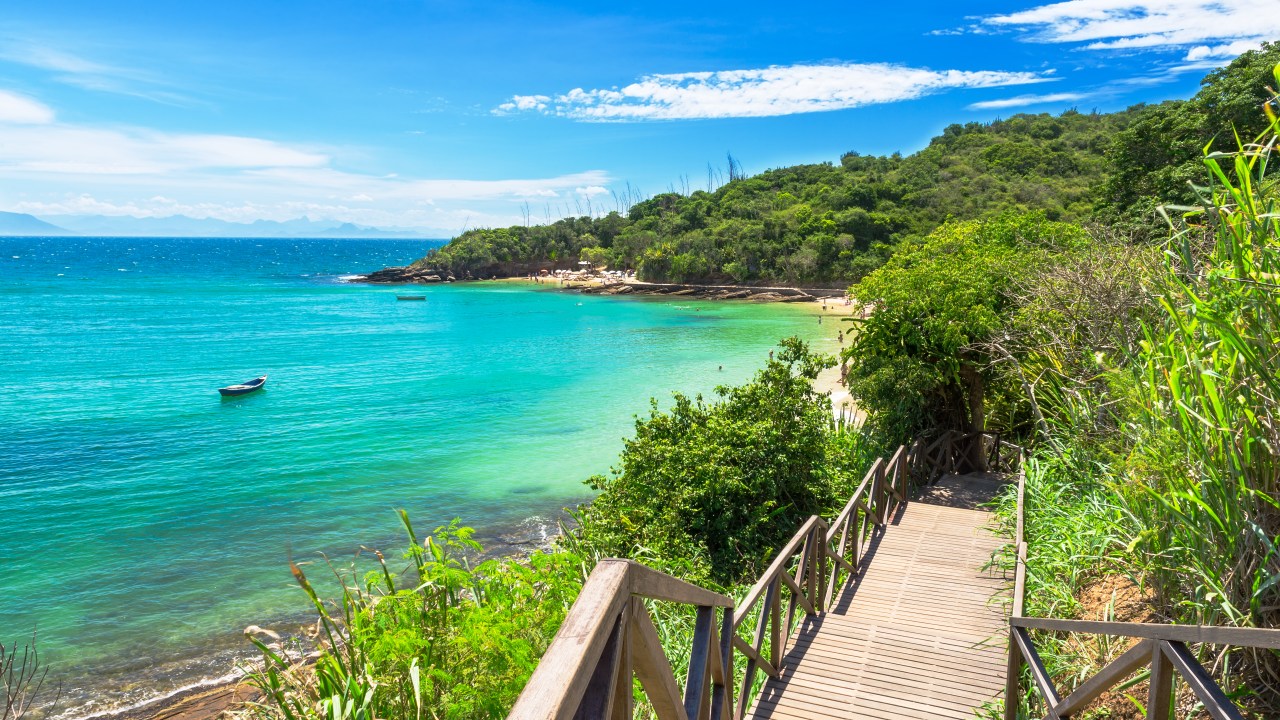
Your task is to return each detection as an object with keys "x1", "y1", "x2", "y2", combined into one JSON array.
[{"x1": 0, "y1": 1, "x2": 1275, "y2": 235}]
